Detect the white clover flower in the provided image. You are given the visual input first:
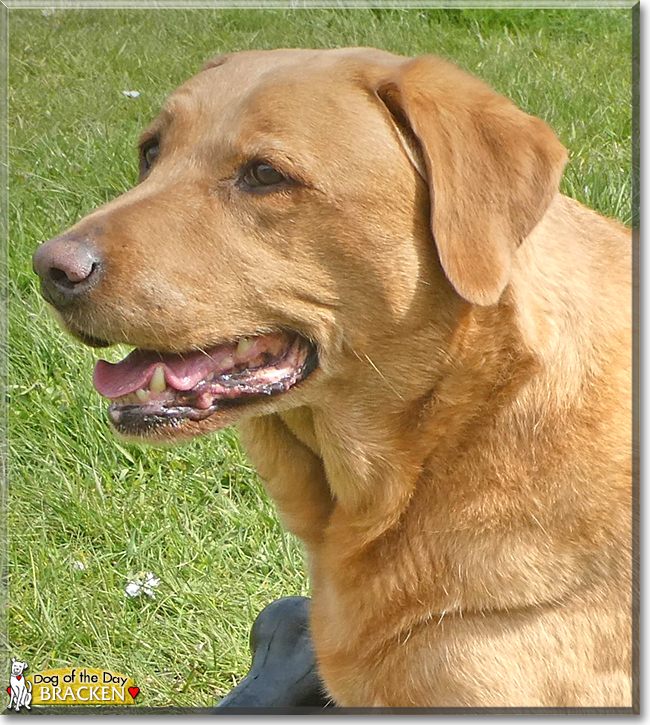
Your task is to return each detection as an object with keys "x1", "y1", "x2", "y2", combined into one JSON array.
[{"x1": 125, "y1": 572, "x2": 161, "y2": 599}]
